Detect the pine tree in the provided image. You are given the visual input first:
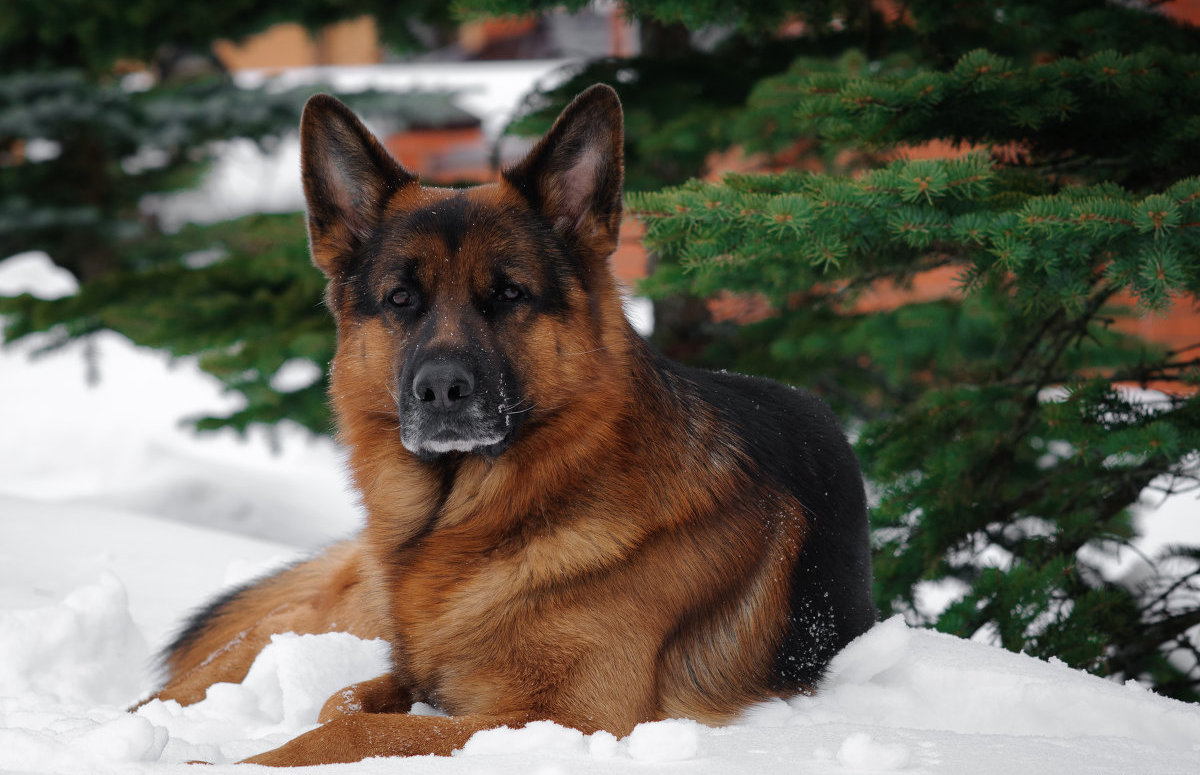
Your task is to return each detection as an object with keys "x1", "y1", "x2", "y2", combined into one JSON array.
[
  {"x1": 1, "y1": 1, "x2": 452, "y2": 73},
  {"x1": 475, "y1": 0, "x2": 1200, "y2": 700},
  {"x1": 7, "y1": 0, "x2": 1200, "y2": 700},
  {"x1": 0, "y1": 2, "x2": 458, "y2": 433}
]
